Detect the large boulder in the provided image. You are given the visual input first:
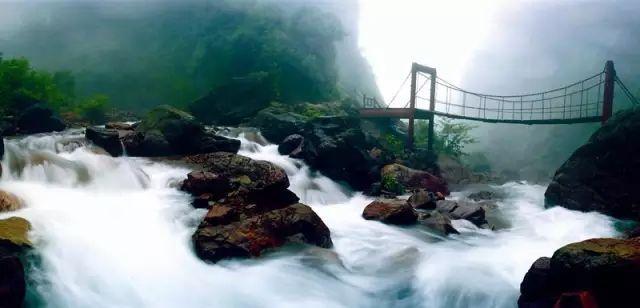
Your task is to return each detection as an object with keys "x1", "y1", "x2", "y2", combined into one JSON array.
[
  {"x1": 362, "y1": 199, "x2": 418, "y2": 225},
  {"x1": 194, "y1": 203, "x2": 332, "y2": 263},
  {"x1": 250, "y1": 109, "x2": 307, "y2": 144},
  {"x1": 86, "y1": 106, "x2": 240, "y2": 157},
  {"x1": 0, "y1": 217, "x2": 31, "y2": 308},
  {"x1": 182, "y1": 152, "x2": 332, "y2": 263},
  {"x1": 0, "y1": 191, "x2": 24, "y2": 213},
  {"x1": 520, "y1": 237, "x2": 640, "y2": 307},
  {"x1": 16, "y1": 104, "x2": 66, "y2": 134},
  {"x1": 278, "y1": 134, "x2": 304, "y2": 156},
  {"x1": 85, "y1": 127, "x2": 123, "y2": 156},
  {"x1": 545, "y1": 107, "x2": 640, "y2": 220},
  {"x1": 382, "y1": 164, "x2": 449, "y2": 196},
  {"x1": 183, "y1": 152, "x2": 289, "y2": 194}
]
